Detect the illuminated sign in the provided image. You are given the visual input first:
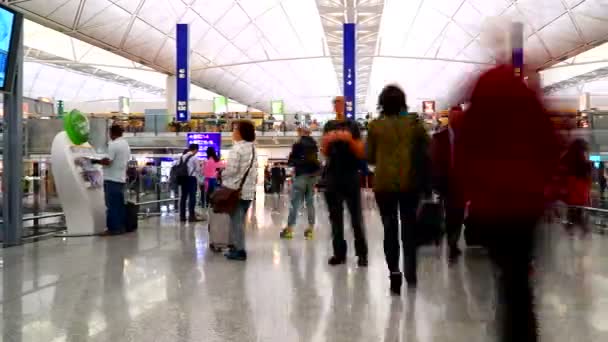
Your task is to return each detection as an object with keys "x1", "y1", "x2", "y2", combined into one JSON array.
[
  {"x1": 213, "y1": 96, "x2": 228, "y2": 113},
  {"x1": 186, "y1": 132, "x2": 221, "y2": 159},
  {"x1": 343, "y1": 23, "x2": 356, "y2": 119},
  {"x1": 271, "y1": 100, "x2": 283, "y2": 115}
]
